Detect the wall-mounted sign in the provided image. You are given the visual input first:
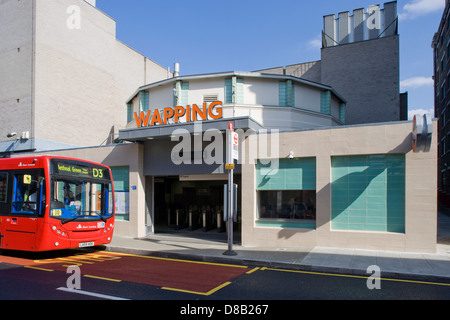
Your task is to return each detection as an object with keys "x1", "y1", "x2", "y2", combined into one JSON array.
[
  {"x1": 134, "y1": 101, "x2": 223, "y2": 128},
  {"x1": 412, "y1": 113, "x2": 433, "y2": 153}
]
